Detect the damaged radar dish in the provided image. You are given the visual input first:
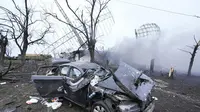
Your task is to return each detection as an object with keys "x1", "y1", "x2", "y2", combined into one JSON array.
[{"x1": 135, "y1": 23, "x2": 161, "y2": 39}]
